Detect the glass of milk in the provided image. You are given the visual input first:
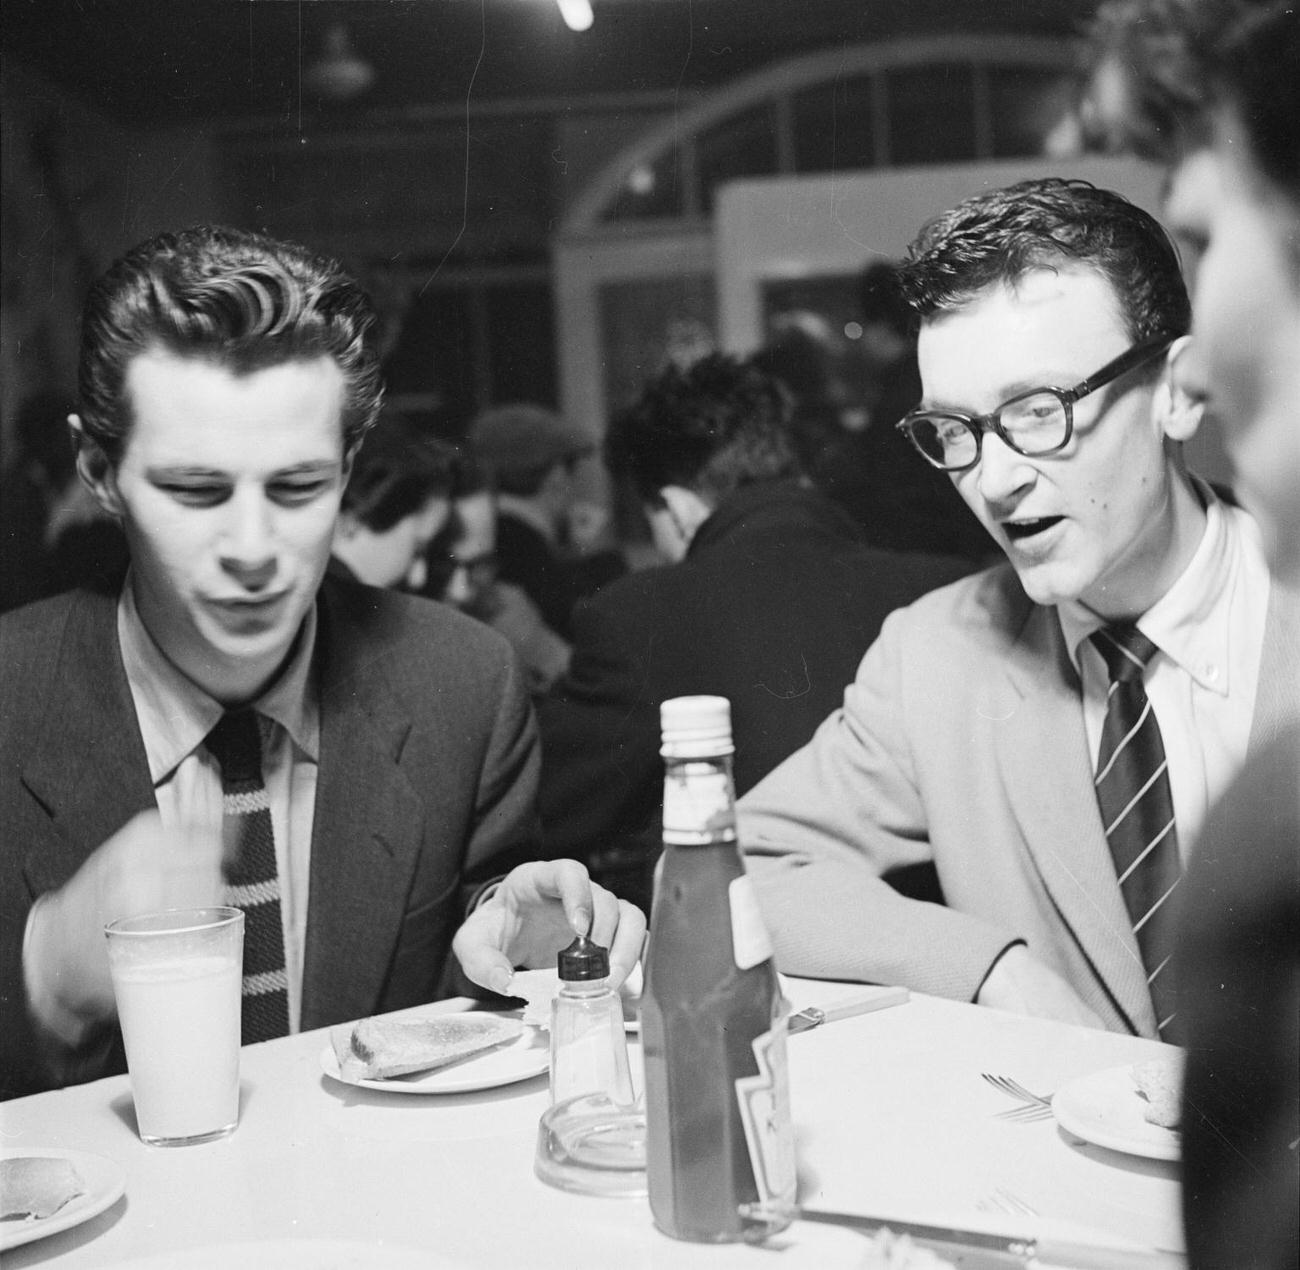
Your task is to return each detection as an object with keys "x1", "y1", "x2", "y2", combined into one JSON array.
[{"x1": 105, "y1": 907, "x2": 244, "y2": 1146}]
